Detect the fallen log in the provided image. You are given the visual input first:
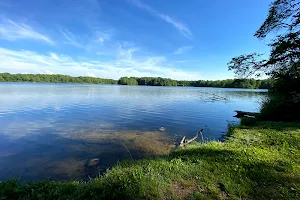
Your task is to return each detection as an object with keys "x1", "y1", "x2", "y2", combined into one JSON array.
[
  {"x1": 234, "y1": 110, "x2": 259, "y2": 118},
  {"x1": 180, "y1": 136, "x2": 186, "y2": 146},
  {"x1": 177, "y1": 129, "x2": 204, "y2": 148}
]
